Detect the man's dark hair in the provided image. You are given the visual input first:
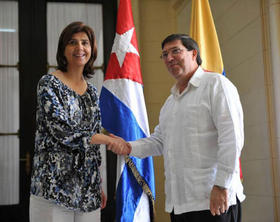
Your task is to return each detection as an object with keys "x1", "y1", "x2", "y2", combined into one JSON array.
[
  {"x1": 161, "y1": 34, "x2": 202, "y2": 65},
  {"x1": 56, "y1": 21, "x2": 97, "y2": 78}
]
